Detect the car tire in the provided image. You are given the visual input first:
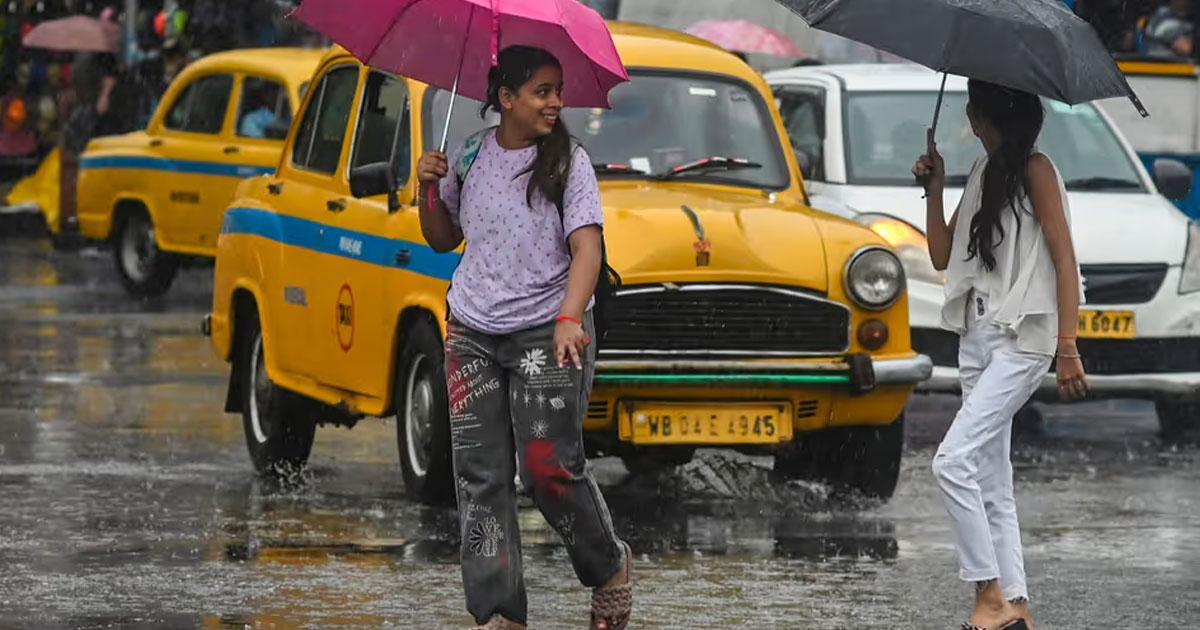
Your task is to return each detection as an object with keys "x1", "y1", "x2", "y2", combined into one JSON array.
[
  {"x1": 113, "y1": 209, "x2": 178, "y2": 297},
  {"x1": 1155, "y1": 399, "x2": 1200, "y2": 444},
  {"x1": 774, "y1": 414, "x2": 904, "y2": 500},
  {"x1": 395, "y1": 316, "x2": 455, "y2": 506},
  {"x1": 236, "y1": 310, "x2": 316, "y2": 477}
]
